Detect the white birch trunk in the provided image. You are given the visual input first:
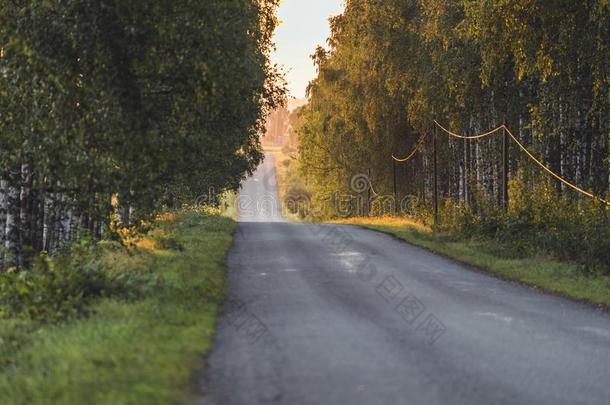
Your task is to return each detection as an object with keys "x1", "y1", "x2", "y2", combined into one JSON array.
[
  {"x1": 0, "y1": 178, "x2": 7, "y2": 267},
  {"x1": 5, "y1": 168, "x2": 20, "y2": 267}
]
